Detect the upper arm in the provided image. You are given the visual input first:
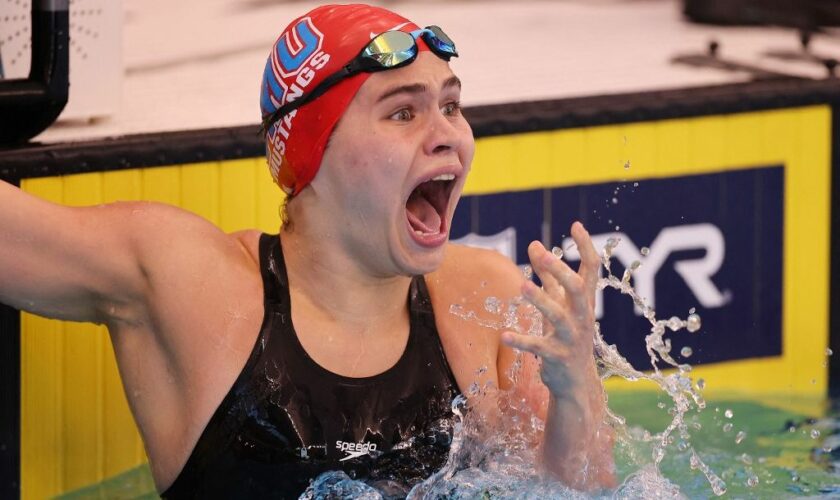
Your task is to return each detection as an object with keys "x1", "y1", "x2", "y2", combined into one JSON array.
[
  {"x1": 0, "y1": 179, "x2": 149, "y2": 322},
  {"x1": 447, "y1": 245, "x2": 550, "y2": 417},
  {"x1": 0, "y1": 179, "x2": 249, "y2": 327}
]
